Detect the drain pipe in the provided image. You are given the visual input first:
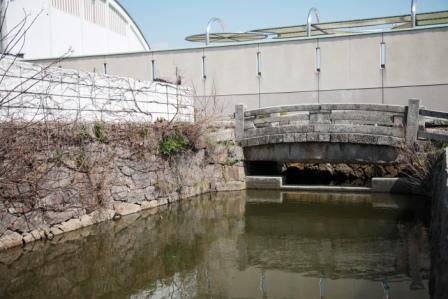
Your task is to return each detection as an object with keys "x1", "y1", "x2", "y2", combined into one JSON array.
[
  {"x1": 307, "y1": 7, "x2": 320, "y2": 37},
  {"x1": 411, "y1": 0, "x2": 417, "y2": 27},
  {"x1": 205, "y1": 17, "x2": 226, "y2": 46}
]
